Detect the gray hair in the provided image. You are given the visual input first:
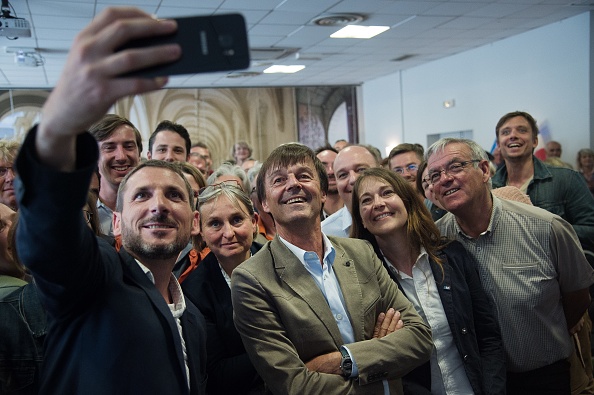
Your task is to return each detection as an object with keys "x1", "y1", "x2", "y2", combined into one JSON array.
[
  {"x1": 246, "y1": 161, "x2": 262, "y2": 191},
  {"x1": 198, "y1": 183, "x2": 255, "y2": 218},
  {"x1": 207, "y1": 163, "x2": 250, "y2": 193},
  {"x1": 425, "y1": 138, "x2": 492, "y2": 189}
]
